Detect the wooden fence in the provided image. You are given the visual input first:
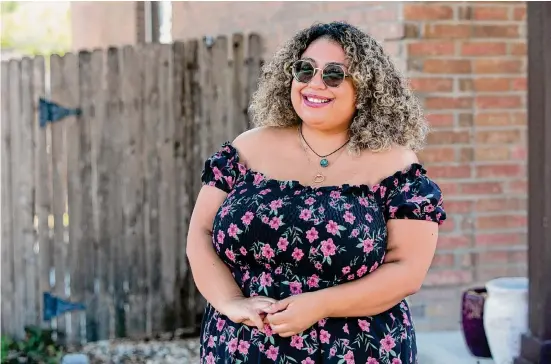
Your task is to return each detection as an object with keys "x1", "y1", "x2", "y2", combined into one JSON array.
[{"x1": 0, "y1": 34, "x2": 263, "y2": 343}]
